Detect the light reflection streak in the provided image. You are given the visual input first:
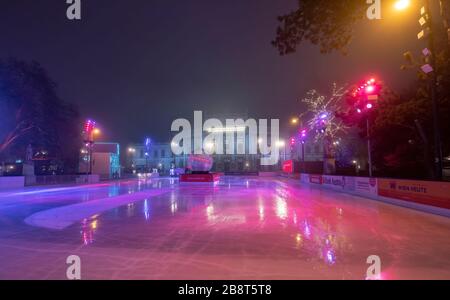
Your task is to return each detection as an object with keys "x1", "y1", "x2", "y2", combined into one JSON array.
[
  {"x1": 275, "y1": 197, "x2": 288, "y2": 220},
  {"x1": 144, "y1": 199, "x2": 150, "y2": 220}
]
